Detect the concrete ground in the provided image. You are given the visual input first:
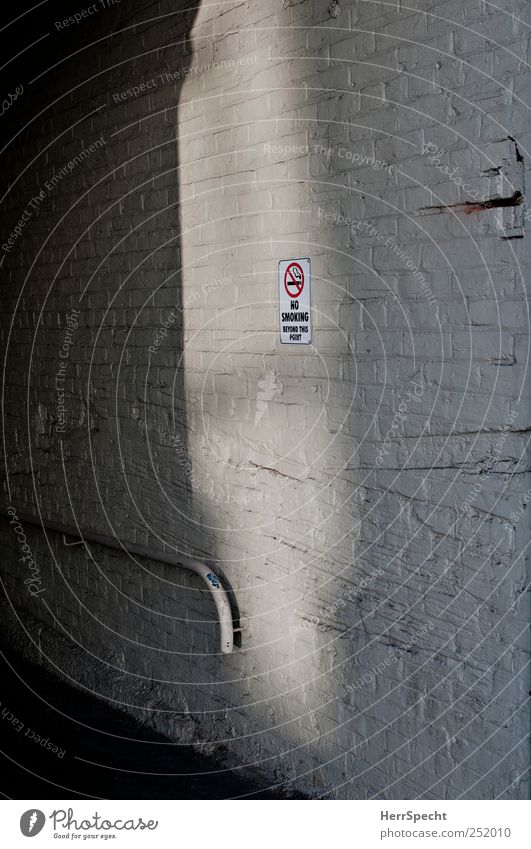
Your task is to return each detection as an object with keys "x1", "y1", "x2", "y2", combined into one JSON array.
[{"x1": 0, "y1": 645, "x2": 298, "y2": 800}]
